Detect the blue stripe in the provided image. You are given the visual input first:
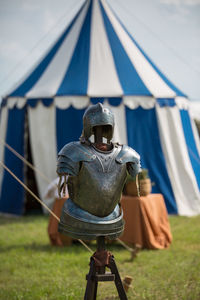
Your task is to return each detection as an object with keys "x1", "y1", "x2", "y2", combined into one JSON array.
[
  {"x1": 180, "y1": 109, "x2": 200, "y2": 189},
  {"x1": 56, "y1": 106, "x2": 86, "y2": 152},
  {"x1": 125, "y1": 106, "x2": 177, "y2": 214},
  {"x1": 56, "y1": 1, "x2": 92, "y2": 95},
  {"x1": 107, "y1": 98, "x2": 122, "y2": 106},
  {"x1": 1, "y1": 98, "x2": 7, "y2": 107},
  {"x1": 27, "y1": 98, "x2": 53, "y2": 107},
  {"x1": 100, "y1": 2, "x2": 151, "y2": 96},
  {"x1": 27, "y1": 99, "x2": 39, "y2": 107},
  {"x1": 9, "y1": 2, "x2": 87, "y2": 97},
  {"x1": 41, "y1": 98, "x2": 54, "y2": 106},
  {"x1": 90, "y1": 97, "x2": 122, "y2": 106},
  {"x1": 90, "y1": 98, "x2": 105, "y2": 105},
  {"x1": 107, "y1": 3, "x2": 186, "y2": 98},
  {"x1": 157, "y1": 98, "x2": 176, "y2": 107},
  {"x1": 0, "y1": 107, "x2": 26, "y2": 215}
]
